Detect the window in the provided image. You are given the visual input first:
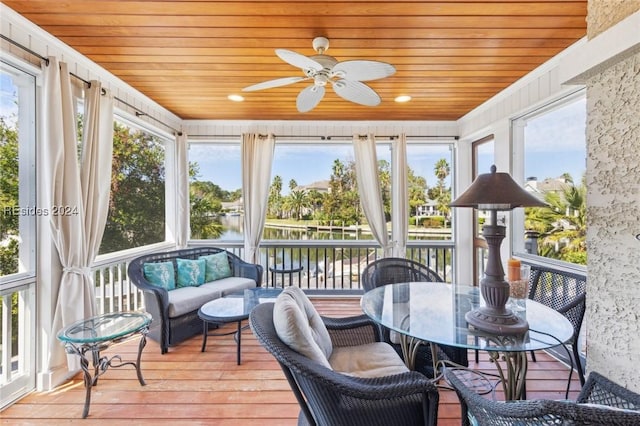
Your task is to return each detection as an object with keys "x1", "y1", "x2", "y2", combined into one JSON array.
[
  {"x1": 406, "y1": 143, "x2": 454, "y2": 241},
  {"x1": 98, "y1": 119, "x2": 168, "y2": 254},
  {"x1": 188, "y1": 142, "x2": 242, "y2": 240},
  {"x1": 269, "y1": 143, "x2": 361, "y2": 239},
  {"x1": 472, "y1": 136, "x2": 495, "y2": 284},
  {"x1": 188, "y1": 139, "x2": 455, "y2": 243},
  {"x1": 0, "y1": 63, "x2": 36, "y2": 278},
  {"x1": 514, "y1": 91, "x2": 587, "y2": 265},
  {"x1": 0, "y1": 60, "x2": 37, "y2": 408}
]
